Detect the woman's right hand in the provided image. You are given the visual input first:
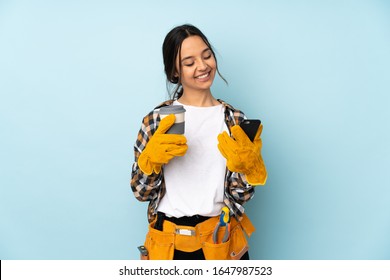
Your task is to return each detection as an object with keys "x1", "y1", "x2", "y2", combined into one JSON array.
[{"x1": 138, "y1": 114, "x2": 188, "y2": 175}]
